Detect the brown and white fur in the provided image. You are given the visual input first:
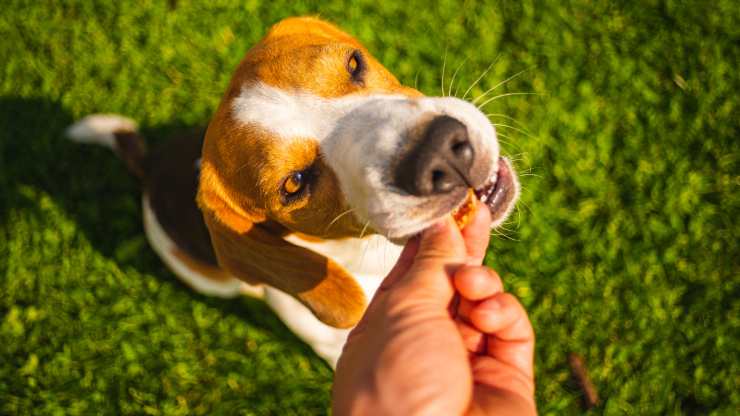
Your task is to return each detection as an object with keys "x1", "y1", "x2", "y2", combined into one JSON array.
[{"x1": 66, "y1": 17, "x2": 519, "y2": 368}]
